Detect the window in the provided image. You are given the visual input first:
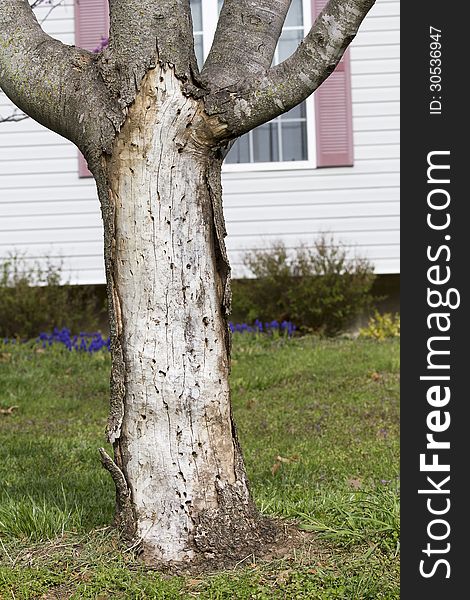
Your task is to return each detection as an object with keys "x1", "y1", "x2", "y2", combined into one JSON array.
[
  {"x1": 190, "y1": 0, "x2": 315, "y2": 170},
  {"x1": 190, "y1": 0, "x2": 204, "y2": 68}
]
